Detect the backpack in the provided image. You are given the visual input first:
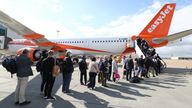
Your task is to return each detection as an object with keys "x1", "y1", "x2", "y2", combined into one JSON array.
[
  {"x1": 129, "y1": 76, "x2": 140, "y2": 83},
  {"x1": 2, "y1": 57, "x2": 17, "y2": 77},
  {"x1": 36, "y1": 59, "x2": 43, "y2": 72}
]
